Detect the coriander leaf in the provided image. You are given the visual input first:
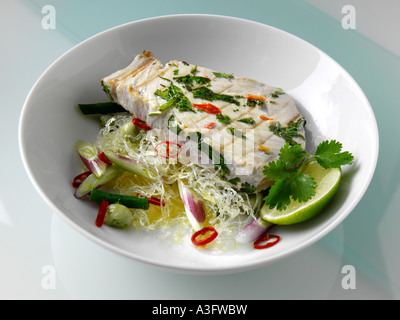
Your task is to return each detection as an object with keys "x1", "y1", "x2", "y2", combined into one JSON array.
[
  {"x1": 262, "y1": 139, "x2": 353, "y2": 211},
  {"x1": 263, "y1": 160, "x2": 291, "y2": 181},
  {"x1": 289, "y1": 171, "x2": 316, "y2": 203},
  {"x1": 314, "y1": 140, "x2": 354, "y2": 168},
  {"x1": 279, "y1": 143, "x2": 309, "y2": 169},
  {"x1": 263, "y1": 179, "x2": 292, "y2": 210},
  {"x1": 263, "y1": 171, "x2": 316, "y2": 210}
]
